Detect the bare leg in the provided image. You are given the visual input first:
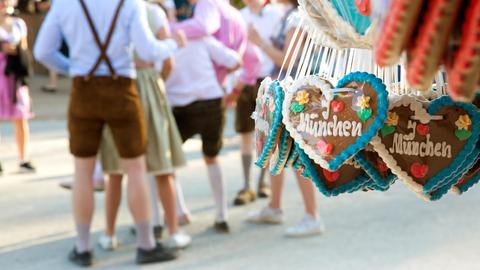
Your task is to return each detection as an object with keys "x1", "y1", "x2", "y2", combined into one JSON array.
[
  {"x1": 48, "y1": 70, "x2": 58, "y2": 88},
  {"x1": 72, "y1": 157, "x2": 96, "y2": 252},
  {"x1": 175, "y1": 180, "x2": 190, "y2": 219},
  {"x1": 122, "y1": 156, "x2": 155, "y2": 249},
  {"x1": 147, "y1": 175, "x2": 163, "y2": 227},
  {"x1": 14, "y1": 119, "x2": 29, "y2": 162},
  {"x1": 123, "y1": 156, "x2": 151, "y2": 222},
  {"x1": 156, "y1": 174, "x2": 178, "y2": 235},
  {"x1": 268, "y1": 172, "x2": 284, "y2": 210},
  {"x1": 105, "y1": 174, "x2": 123, "y2": 237},
  {"x1": 294, "y1": 171, "x2": 317, "y2": 217}
]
